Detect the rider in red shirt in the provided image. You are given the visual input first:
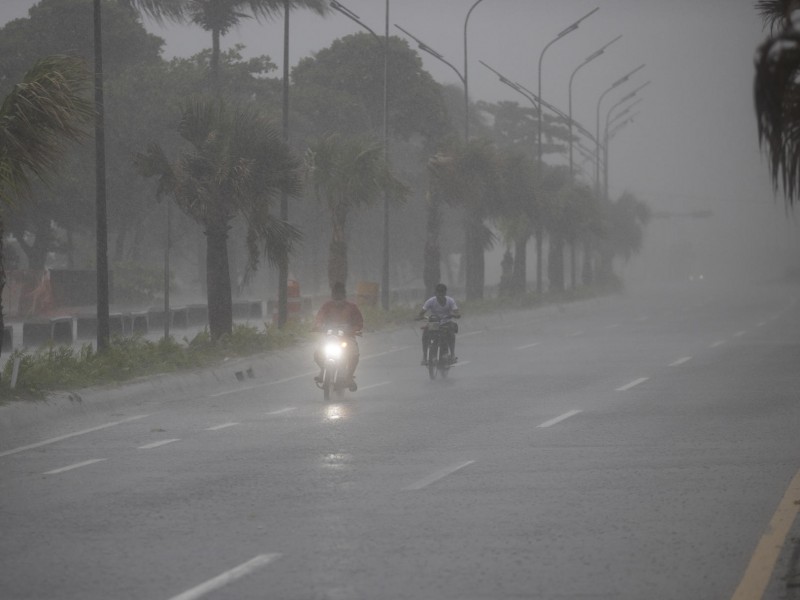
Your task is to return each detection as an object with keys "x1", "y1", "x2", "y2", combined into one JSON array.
[{"x1": 313, "y1": 282, "x2": 364, "y2": 390}]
